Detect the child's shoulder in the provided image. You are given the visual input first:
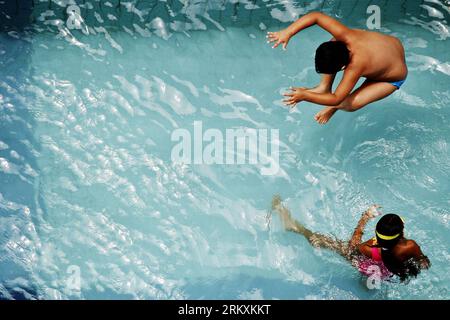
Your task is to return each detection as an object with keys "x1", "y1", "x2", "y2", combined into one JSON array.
[{"x1": 396, "y1": 239, "x2": 420, "y2": 257}]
